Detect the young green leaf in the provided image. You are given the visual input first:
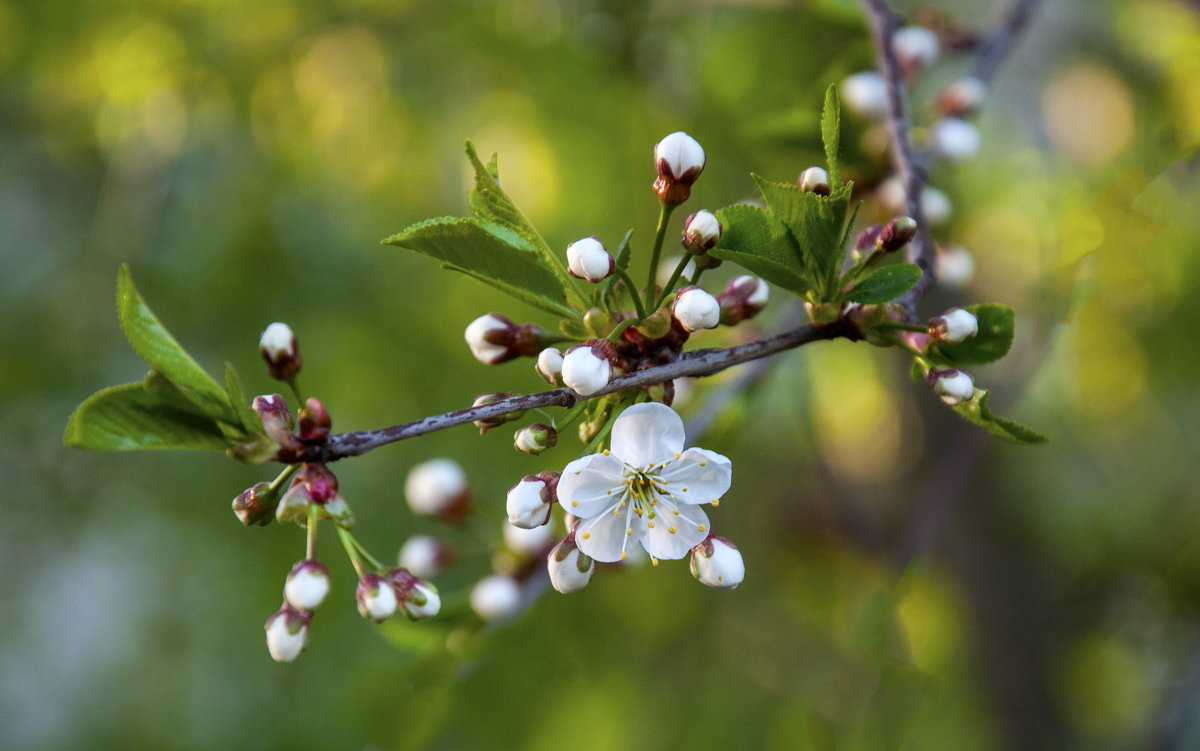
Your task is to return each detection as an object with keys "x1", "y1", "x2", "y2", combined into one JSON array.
[
  {"x1": 821, "y1": 84, "x2": 841, "y2": 186},
  {"x1": 117, "y1": 265, "x2": 237, "y2": 424},
  {"x1": 710, "y1": 204, "x2": 812, "y2": 296},
  {"x1": 224, "y1": 362, "x2": 263, "y2": 436},
  {"x1": 929, "y1": 303, "x2": 1015, "y2": 366},
  {"x1": 384, "y1": 217, "x2": 577, "y2": 317},
  {"x1": 843, "y1": 264, "x2": 923, "y2": 304},
  {"x1": 751, "y1": 175, "x2": 852, "y2": 297},
  {"x1": 952, "y1": 390, "x2": 1048, "y2": 444},
  {"x1": 64, "y1": 382, "x2": 235, "y2": 451}
]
